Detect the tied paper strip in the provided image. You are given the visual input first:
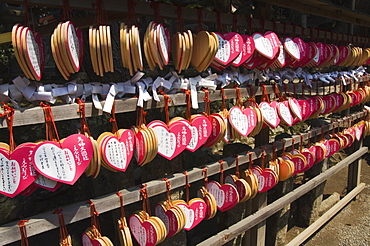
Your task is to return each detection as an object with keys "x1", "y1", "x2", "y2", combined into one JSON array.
[
  {"x1": 136, "y1": 78, "x2": 153, "y2": 108},
  {"x1": 151, "y1": 77, "x2": 172, "y2": 102},
  {"x1": 103, "y1": 72, "x2": 144, "y2": 113},
  {"x1": 6, "y1": 67, "x2": 367, "y2": 110},
  {"x1": 188, "y1": 73, "x2": 217, "y2": 109}
]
